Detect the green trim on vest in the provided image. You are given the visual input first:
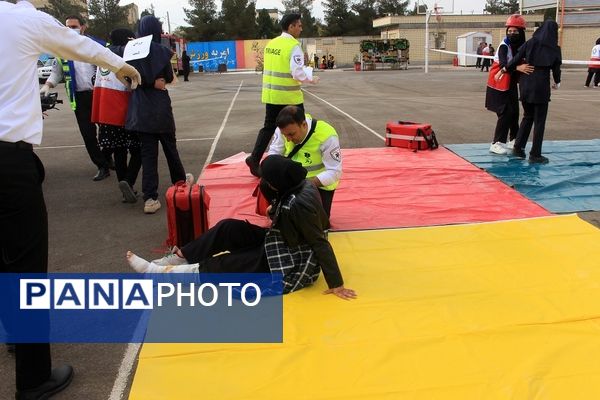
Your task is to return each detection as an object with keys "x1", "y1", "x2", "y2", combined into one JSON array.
[
  {"x1": 284, "y1": 120, "x2": 339, "y2": 191},
  {"x1": 57, "y1": 58, "x2": 76, "y2": 111},
  {"x1": 262, "y1": 36, "x2": 303, "y2": 105}
]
